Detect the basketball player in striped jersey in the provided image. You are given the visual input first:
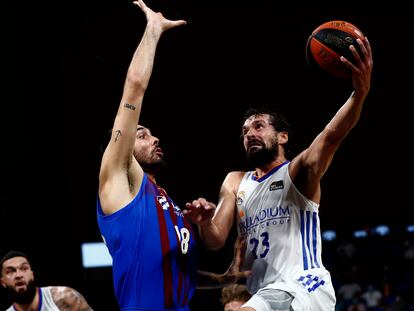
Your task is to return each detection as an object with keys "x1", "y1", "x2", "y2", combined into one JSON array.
[
  {"x1": 185, "y1": 37, "x2": 373, "y2": 310},
  {"x1": 96, "y1": 1, "x2": 250, "y2": 310}
]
